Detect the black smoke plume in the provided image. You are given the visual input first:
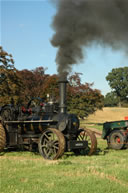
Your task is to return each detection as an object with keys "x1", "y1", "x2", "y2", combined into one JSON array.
[{"x1": 51, "y1": 0, "x2": 128, "y2": 77}]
